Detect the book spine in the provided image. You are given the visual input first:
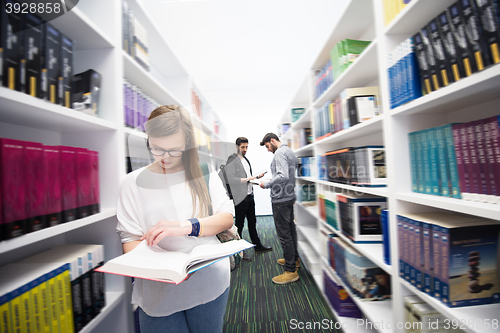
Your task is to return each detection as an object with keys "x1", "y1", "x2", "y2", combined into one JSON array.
[
  {"x1": 432, "y1": 223, "x2": 442, "y2": 298},
  {"x1": 416, "y1": 130, "x2": 425, "y2": 193},
  {"x1": 484, "y1": 116, "x2": 500, "y2": 203},
  {"x1": 438, "y1": 10, "x2": 464, "y2": 81},
  {"x1": 466, "y1": 121, "x2": 483, "y2": 201},
  {"x1": 0, "y1": 139, "x2": 26, "y2": 239},
  {"x1": 428, "y1": 19, "x2": 452, "y2": 87},
  {"x1": 403, "y1": 217, "x2": 410, "y2": 281},
  {"x1": 397, "y1": 215, "x2": 404, "y2": 278},
  {"x1": 488, "y1": 116, "x2": 500, "y2": 204},
  {"x1": 60, "y1": 146, "x2": 77, "y2": 222},
  {"x1": 445, "y1": 124, "x2": 462, "y2": 198},
  {"x1": 407, "y1": 37, "x2": 423, "y2": 102},
  {"x1": 422, "y1": 129, "x2": 432, "y2": 195},
  {"x1": 55, "y1": 267, "x2": 69, "y2": 333},
  {"x1": 475, "y1": 119, "x2": 494, "y2": 202},
  {"x1": 475, "y1": 0, "x2": 500, "y2": 65},
  {"x1": 453, "y1": 124, "x2": 470, "y2": 199},
  {"x1": 460, "y1": 0, "x2": 490, "y2": 70},
  {"x1": 447, "y1": 4, "x2": 475, "y2": 76},
  {"x1": 414, "y1": 220, "x2": 423, "y2": 290},
  {"x1": 440, "y1": 225, "x2": 450, "y2": 304},
  {"x1": 409, "y1": 132, "x2": 418, "y2": 192},
  {"x1": 61, "y1": 268, "x2": 75, "y2": 333},
  {"x1": 436, "y1": 125, "x2": 451, "y2": 197},
  {"x1": 422, "y1": 221, "x2": 433, "y2": 295},
  {"x1": 408, "y1": 219, "x2": 416, "y2": 286},
  {"x1": 420, "y1": 27, "x2": 441, "y2": 91},
  {"x1": 381, "y1": 209, "x2": 391, "y2": 265},
  {"x1": 25, "y1": 141, "x2": 47, "y2": 233},
  {"x1": 428, "y1": 127, "x2": 441, "y2": 196},
  {"x1": 47, "y1": 270, "x2": 61, "y2": 332},
  {"x1": 39, "y1": 274, "x2": 51, "y2": 333}
]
